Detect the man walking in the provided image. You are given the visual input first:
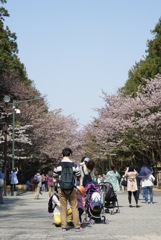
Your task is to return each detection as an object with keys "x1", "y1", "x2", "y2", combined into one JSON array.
[
  {"x1": 33, "y1": 171, "x2": 42, "y2": 199},
  {"x1": 53, "y1": 148, "x2": 81, "y2": 232}
]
